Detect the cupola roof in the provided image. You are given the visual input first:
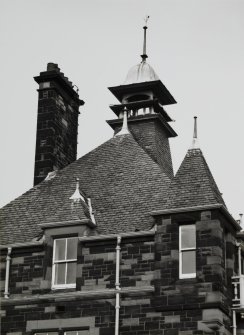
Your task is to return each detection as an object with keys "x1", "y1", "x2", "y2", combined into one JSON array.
[{"x1": 124, "y1": 61, "x2": 159, "y2": 85}]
